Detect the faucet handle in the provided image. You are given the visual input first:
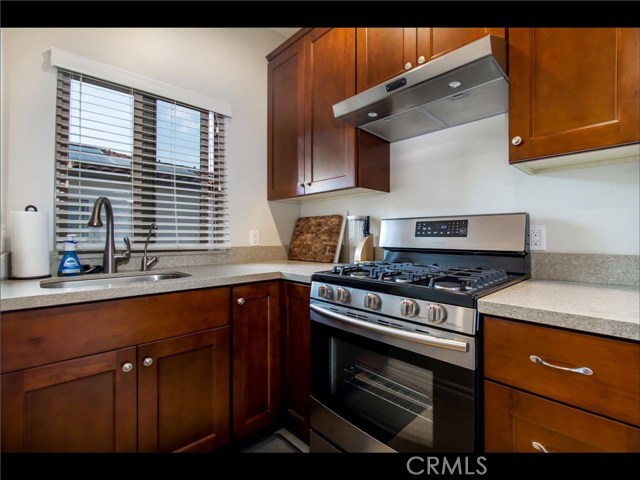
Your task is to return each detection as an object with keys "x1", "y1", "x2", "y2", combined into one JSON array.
[
  {"x1": 115, "y1": 236, "x2": 132, "y2": 265},
  {"x1": 123, "y1": 236, "x2": 131, "y2": 254}
]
